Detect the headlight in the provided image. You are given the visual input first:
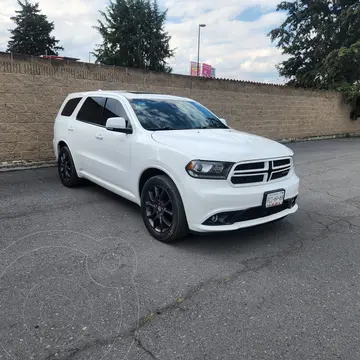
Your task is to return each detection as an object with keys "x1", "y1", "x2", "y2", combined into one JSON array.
[{"x1": 185, "y1": 160, "x2": 234, "y2": 179}]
